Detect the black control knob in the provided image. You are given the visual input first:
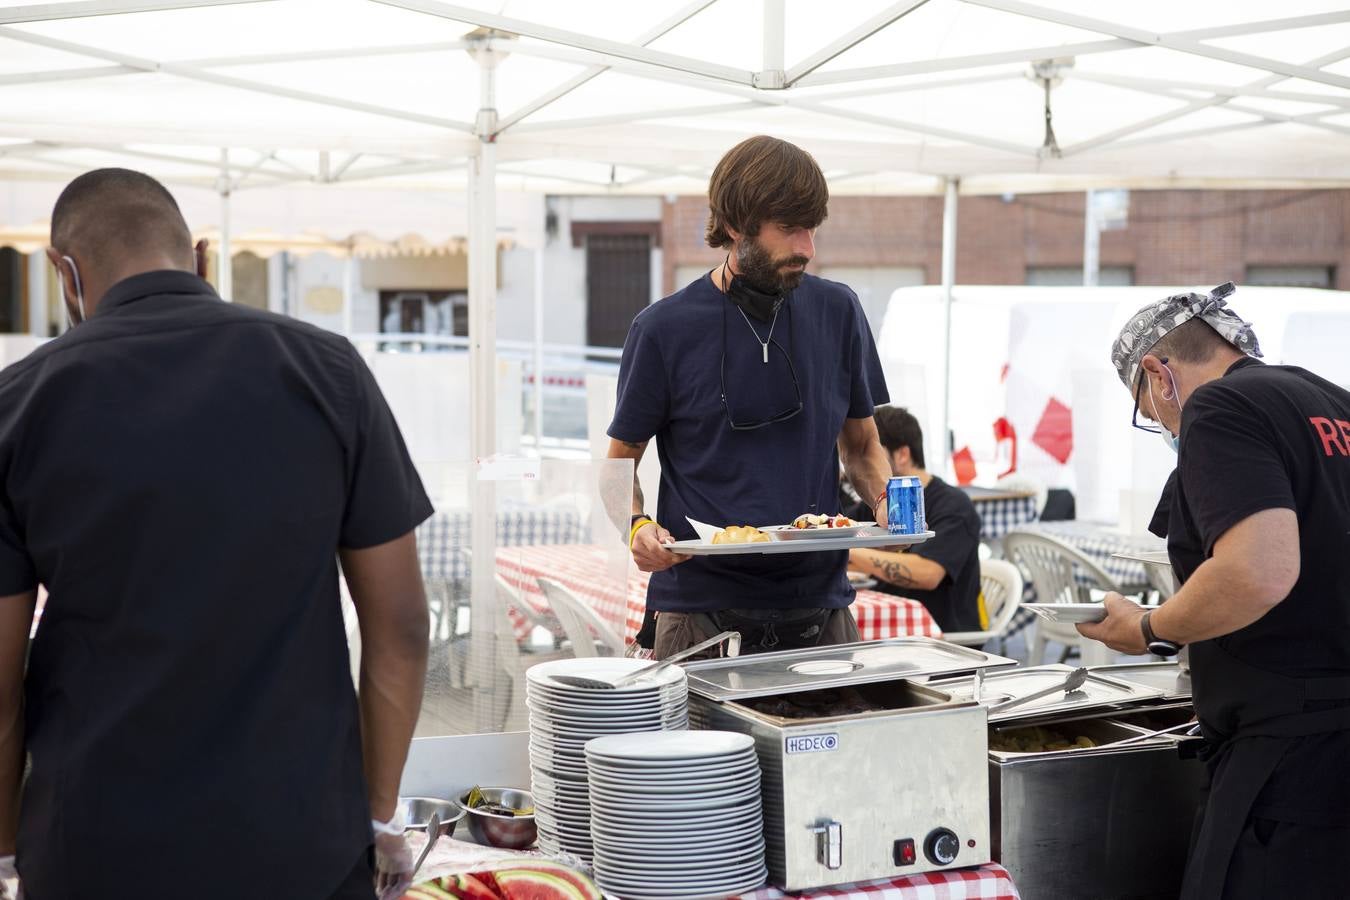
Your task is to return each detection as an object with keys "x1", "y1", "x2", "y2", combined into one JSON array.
[{"x1": 924, "y1": 828, "x2": 960, "y2": 866}]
